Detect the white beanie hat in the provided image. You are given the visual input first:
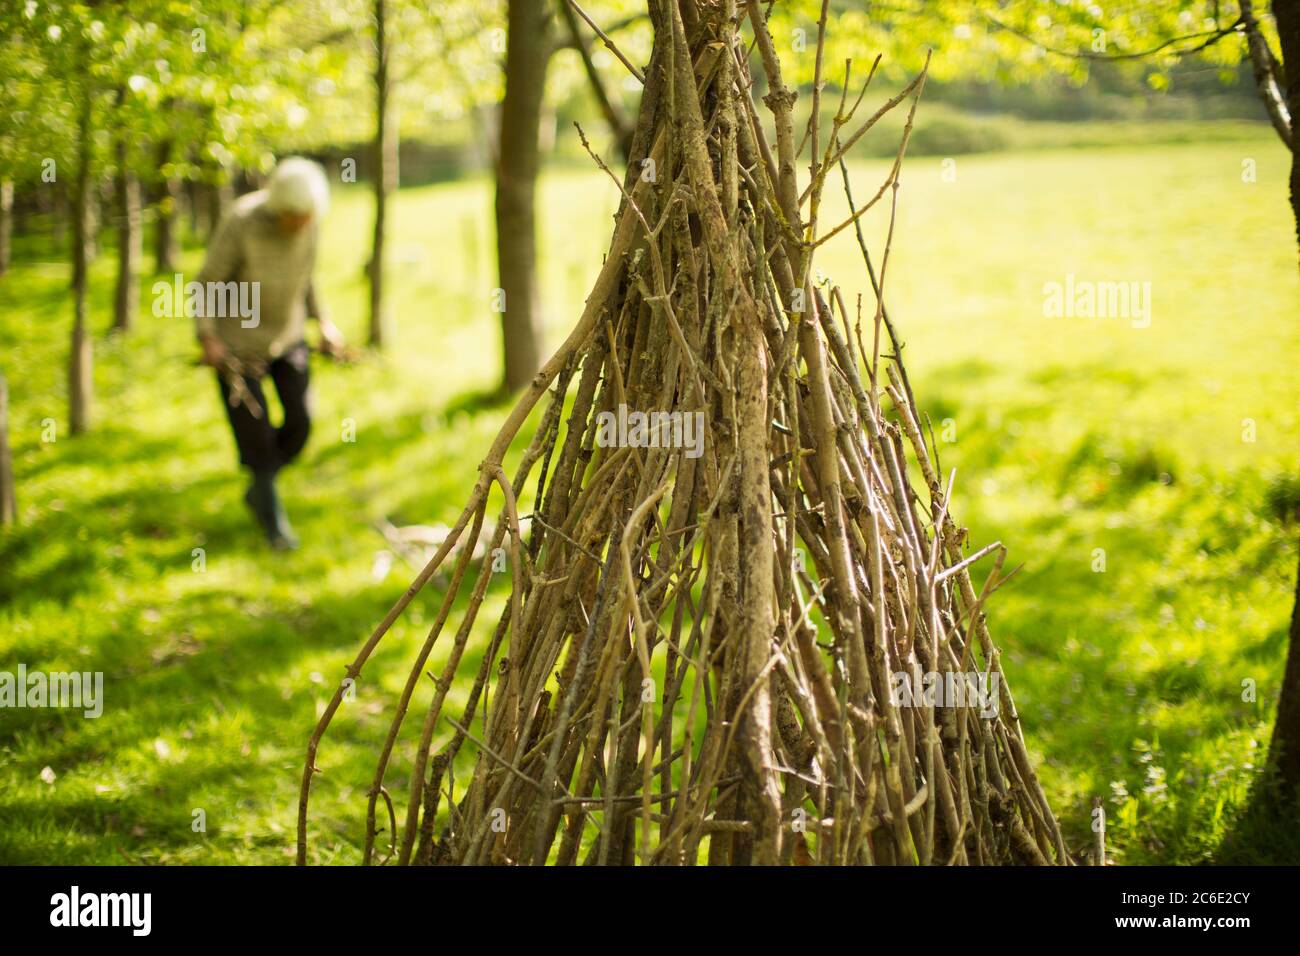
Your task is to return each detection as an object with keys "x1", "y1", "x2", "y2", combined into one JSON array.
[{"x1": 266, "y1": 157, "x2": 329, "y2": 217}]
